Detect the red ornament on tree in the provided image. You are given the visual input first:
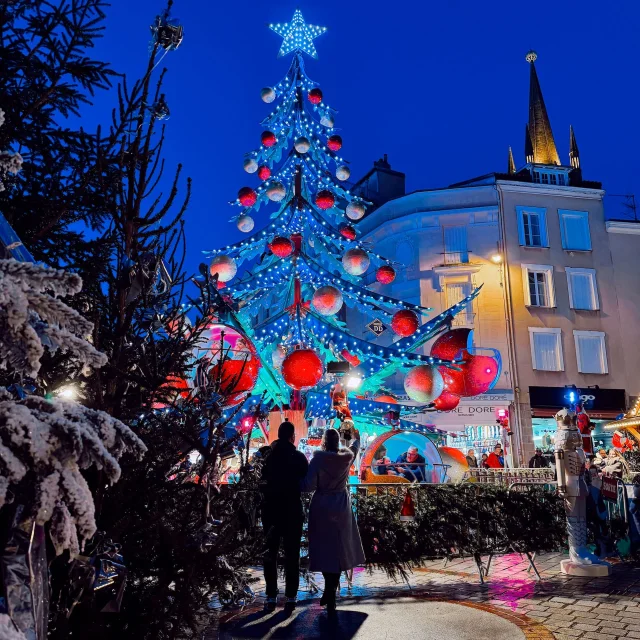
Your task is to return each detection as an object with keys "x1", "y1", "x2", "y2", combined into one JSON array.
[
  {"x1": 338, "y1": 223, "x2": 356, "y2": 240},
  {"x1": 257, "y1": 165, "x2": 271, "y2": 181},
  {"x1": 391, "y1": 309, "x2": 419, "y2": 337},
  {"x1": 238, "y1": 187, "x2": 257, "y2": 207},
  {"x1": 308, "y1": 87, "x2": 323, "y2": 104},
  {"x1": 281, "y1": 349, "x2": 324, "y2": 390},
  {"x1": 374, "y1": 394, "x2": 397, "y2": 404},
  {"x1": 269, "y1": 236, "x2": 294, "y2": 258},
  {"x1": 340, "y1": 349, "x2": 361, "y2": 368},
  {"x1": 315, "y1": 190, "x2": 335, "y2": 210},
  {"x1": 376, "y1": 265, "x2": 396, "y2": 284},
  {"x1": 439, "y1": 365, "x2": 466, "y2": 396},
  {"x1": 312, "y1": 285, "x2": 343, "y2": 316},
  {"x1": 457, "y1": 355, "x2": 499, "y2": 397},
  {"x1": 261, "y1": 130, "x2": 277, "y2": 147},
  {"x1": 433, "y1": 390, "x2": 461, "y2": 411},
  {"x1": 210, "y1": 358, "x2": 259, "y2": 407},
  {"x1": 430, "y1": 328, "x2": 472, "y2": 360},
  {"x1": 327, "y1": 135, "x2": 342, "y2": 152}
]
